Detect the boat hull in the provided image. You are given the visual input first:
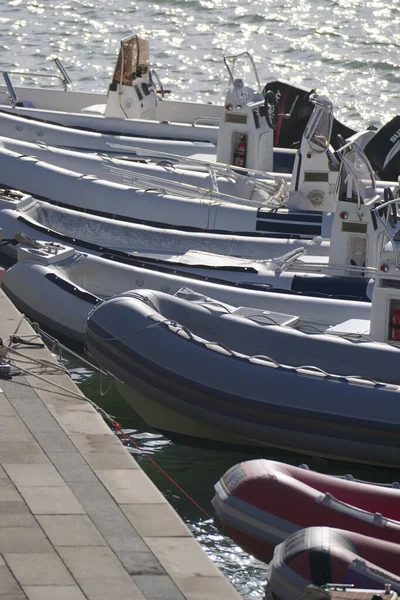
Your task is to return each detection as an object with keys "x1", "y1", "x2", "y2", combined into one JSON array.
[
  {"x1": 83, "y1": 292, "x2": 400, "y2": 467},
  {"x1": 266, "y1": 527, "x2": 400, "y2": 600},
  {"x1": 0, "y1": 144, "x2": 320, "y2": 236},
  {"x1": 213, "y1": 459, "x2": 400, "y2": 563}
]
